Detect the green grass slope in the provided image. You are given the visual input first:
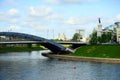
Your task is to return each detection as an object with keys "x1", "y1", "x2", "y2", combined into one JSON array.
[{"x1": 72, "y1": 45, "x2": 120, "y2": 58}]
